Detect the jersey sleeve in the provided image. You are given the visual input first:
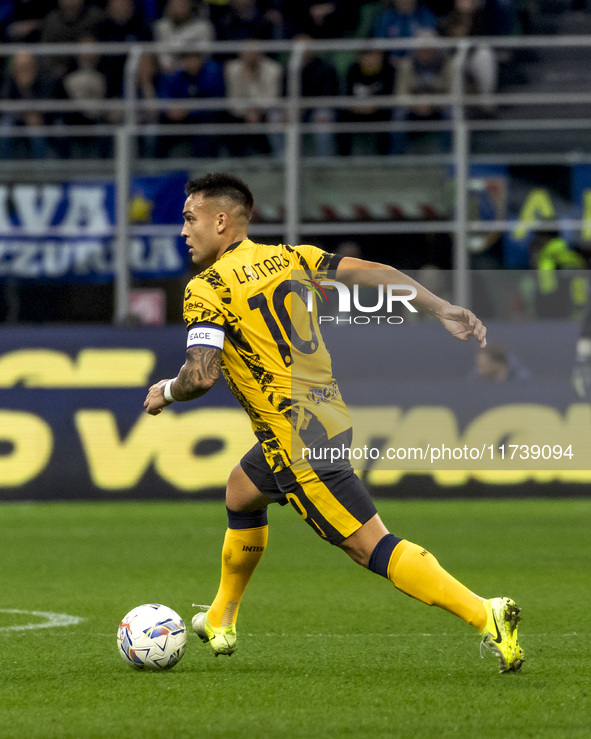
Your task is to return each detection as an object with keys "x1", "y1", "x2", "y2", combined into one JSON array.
[
  {"x1": 183, "y1": 278, "x2": 226, "y2": 349},
  {"x1": 292, "y1": 244, "x2": 343, "y2": 279}
]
